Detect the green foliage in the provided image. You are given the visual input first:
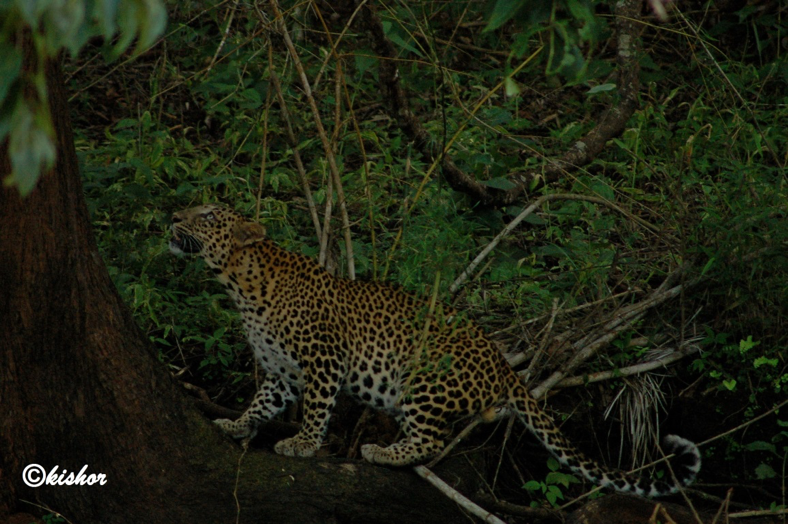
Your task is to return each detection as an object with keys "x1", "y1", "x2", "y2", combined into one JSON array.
[
  {"x1": 523, "y1": 456, "x2": 580, "y2": 507},
  {"x1": 60, "y1": 0, "x2": 787, "y2": 502},
  {"x1": 0, "y1": 0, "x2": 165, "y2": 195},
  {"x1": 485, "y1": 0, "x2": 604, "y2": 80}
]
